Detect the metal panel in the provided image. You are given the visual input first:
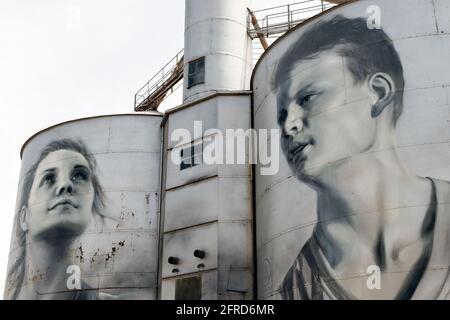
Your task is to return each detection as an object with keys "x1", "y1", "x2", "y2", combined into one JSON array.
[
  {"x1": 167, "y1": 98, "x2": 218, "y2": 150},
  {"x1": 395, "y1": 35, "x2": 450, "y2": 90},
  {"x1": 217, "y1": 177, "x2": 252, "y2": 222},
  {"x1": 165, "y1": 145, "x2": 218, "y2": 190},
  {"x1": 165, "y1": 177, "x2": 218, "y2": 232},
  {"x1": 216, "y1": 95, "x2": 252, "y2": 178},
  {"x1": 162, "y1": 223, "x2": 218, "y2": 279},
  {"x1": 96, "y1": 152, "x2": 160, "y2": 192},
  {"x1": 108, "y1": 115, "x2": 162, "y2": 153}
]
